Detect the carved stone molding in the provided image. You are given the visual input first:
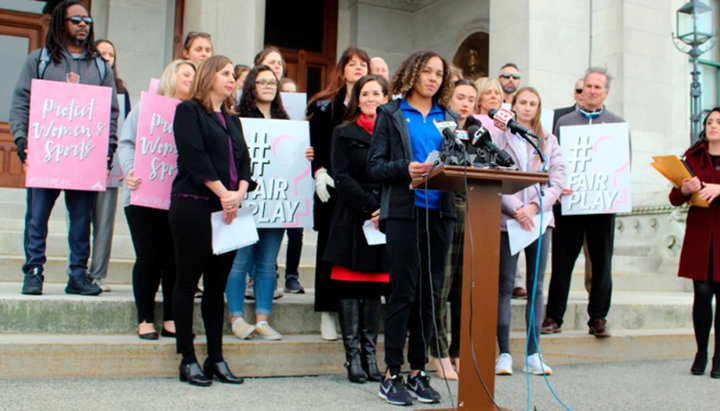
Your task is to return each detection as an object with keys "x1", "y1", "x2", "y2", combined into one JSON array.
[{"x1": 344, "y1": 0, "x2": 440, "y2": 12}]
